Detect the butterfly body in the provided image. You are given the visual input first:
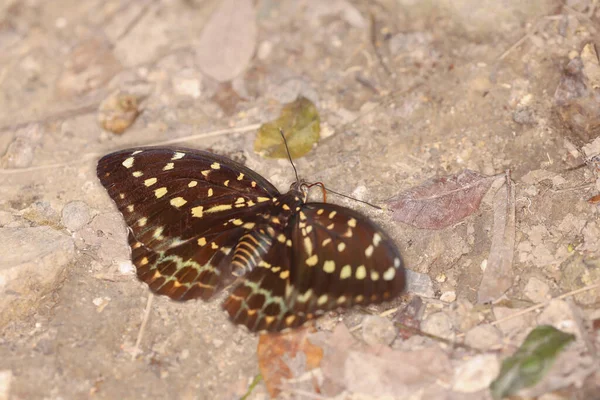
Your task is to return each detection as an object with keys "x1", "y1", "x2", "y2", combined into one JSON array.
[{"x1": 97, "y1": 146, "x2": 405, "y2": 332}]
